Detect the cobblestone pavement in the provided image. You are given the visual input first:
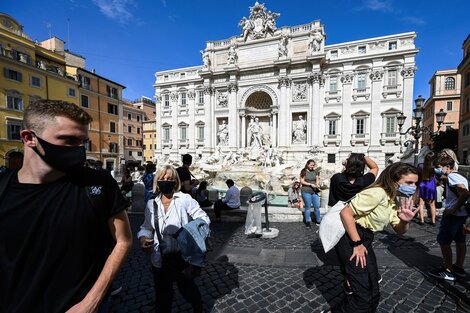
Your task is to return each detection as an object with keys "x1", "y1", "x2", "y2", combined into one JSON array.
[{"x1": 109, "y1": 211, "x2": 470, "y2": 313}]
